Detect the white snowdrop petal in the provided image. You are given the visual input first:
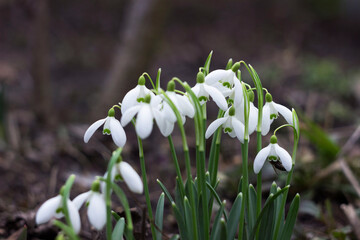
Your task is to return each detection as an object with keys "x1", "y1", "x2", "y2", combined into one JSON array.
[
  {"x1": 205, "y1": 117, "x2": 227, "y2": 139},
  {"x1": 204, "y1": 84, "x2": 228, "y2": 110},
  {"x1": 191, "y1": 84, "x2": 200, "y2": 97},
  {"x1": 274, "y1": 103, "x2": 293, "y2": 125},
  {"x1": 120, "y1": 105, "x2": 142, "y2": 126},
  {"x1": 233, "y1": 80, "x2": 244, "y2": 107},
  {"x1": 161, "y1": 120, "x2": 174, "y2": 137},
  {"x1": 136, "y1": 105, "x2": 153, "y2": 139},
  {"x1": 163, "y1": 103, "x2": 177, "y2": 123},
  {"x1": 121, "y1": 86, "x2": 140, "y2": 114},
  {"x1": 248, "y1": 103, "x2": 259, "y2": 134},
  {"x1": 84, "y1": 118, "x2": 107, "y2": 143},
  {"x1": 232, "y1": 118, "x2": 245, "y2": 143},
  {"x1": 261, "y1": 103, "x2": 271, "y2": 136},
  {"x1": 67, "y1": 199, "x2": 81, "y2": 234},
  {"x1": 73, "y1": 191, "x2": 91, "y2": 210},
  {"x1": 274, "y1": 144, "x2": 293, "y2": 172},
  {"x1": 36, "y1": 195, "x2": 62, "y2": 225},
  {"x1": 109, "y1": 117, "x2": 127, "y2": 147},
  {"x1": 205, "y1": 69, "x2": 229, "y2": 85},
  {"x1": 253, "y1": 144, "x2": 271, "y2": 174},
  {"x1": 119, "y1": 161, "x2": 143, "y2": 194},
  {"x1": 87, "y1": 193, "x2": 106, "y2": 230},
  {"x1": 178, "y1": 95, "x2": 195, "y2": 118}
]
